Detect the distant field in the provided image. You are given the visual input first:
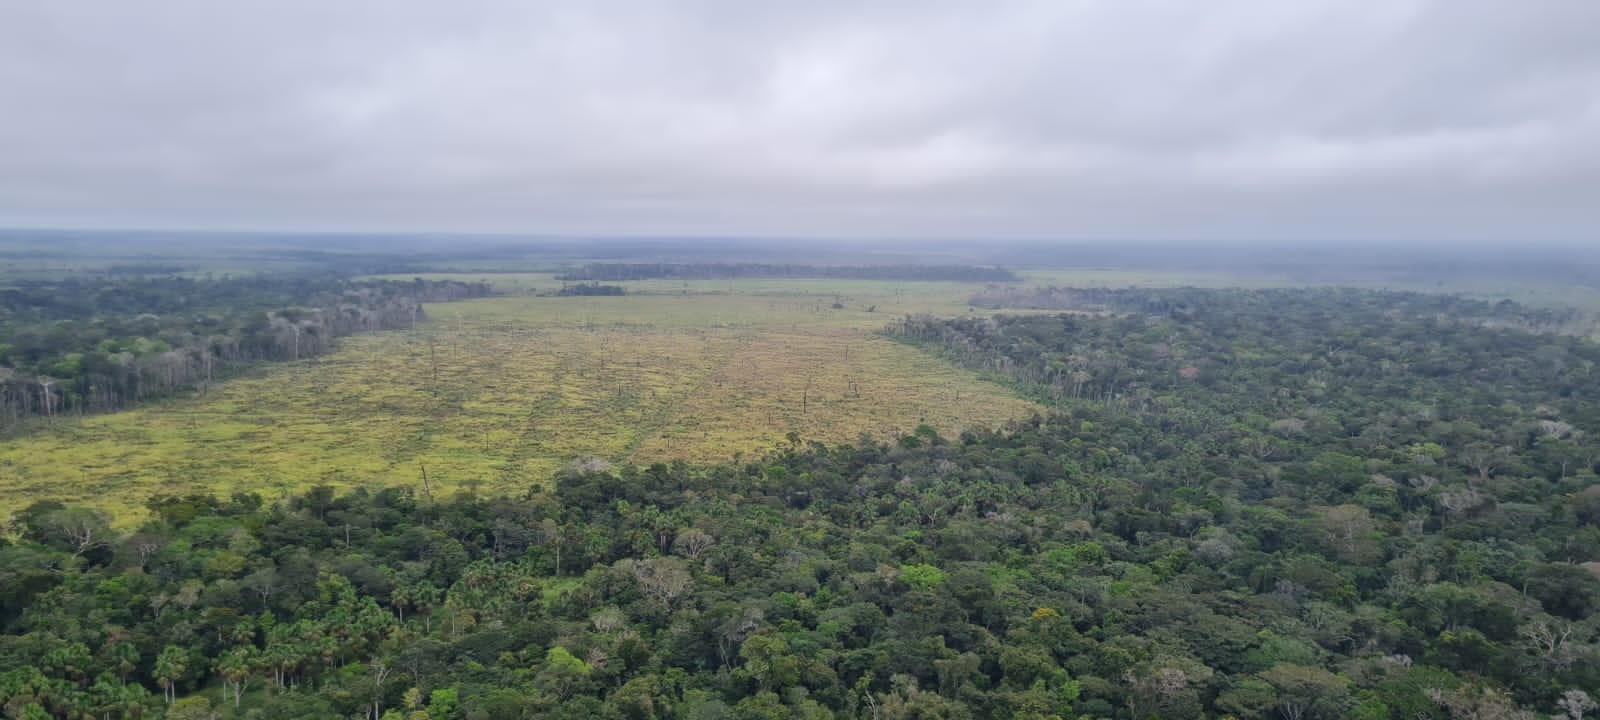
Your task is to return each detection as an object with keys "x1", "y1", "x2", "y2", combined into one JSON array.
[
  {"x1": 0, "y1": 280, "x2": 1038, "y2": 522},
  {"x1": 378, "y1": 268, "x2": 1600, "y2": 312}
]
